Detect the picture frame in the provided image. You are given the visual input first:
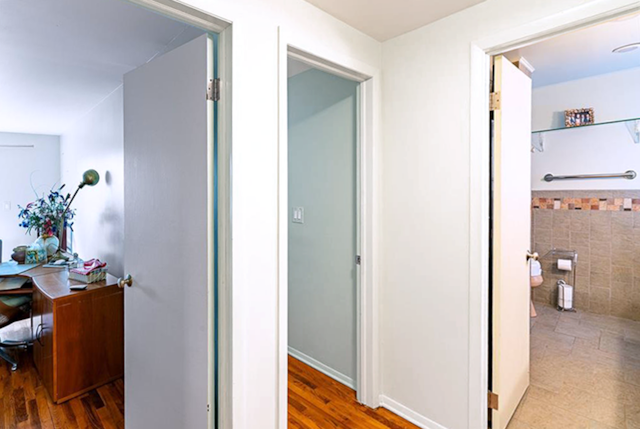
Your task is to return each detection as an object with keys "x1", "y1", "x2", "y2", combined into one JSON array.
[{"x1": 565, "y1": 108, "x2": 594, "y2": 128}]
